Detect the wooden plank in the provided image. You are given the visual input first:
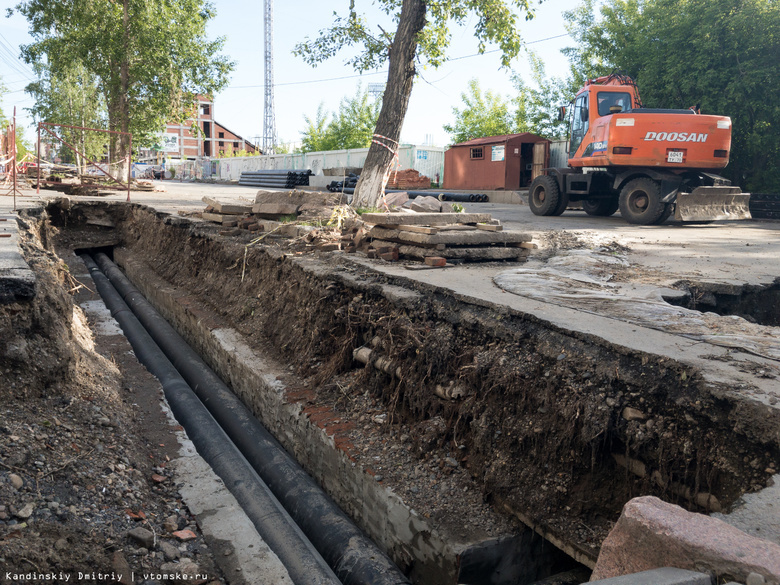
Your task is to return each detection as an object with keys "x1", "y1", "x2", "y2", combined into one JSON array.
[
  {"x1": 516, "y1": 241, "x2": 538, "y2": 250},
  {"x1": 361, "y1": 212, "x2": 493, "y2": 226},
  {"x1": 438, "y1": 225, "x2": 477, "y2": 231},
  {"x1": 476, "y1": 223, "x2": 503, "y2": 232},
  {"x1": 202, "y1": 196, "x2": 253, "y2": 215}
]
